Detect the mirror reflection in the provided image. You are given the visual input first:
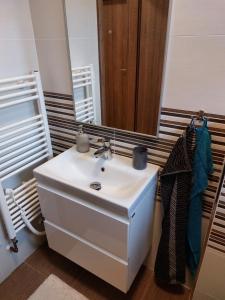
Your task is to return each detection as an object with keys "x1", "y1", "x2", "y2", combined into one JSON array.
[
  {"x1": 65, "y1": 0, "x2": 101, "y2": 125},
  {"x1": 65, "y1": 0, "x2": 169, "y2": 136}
]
